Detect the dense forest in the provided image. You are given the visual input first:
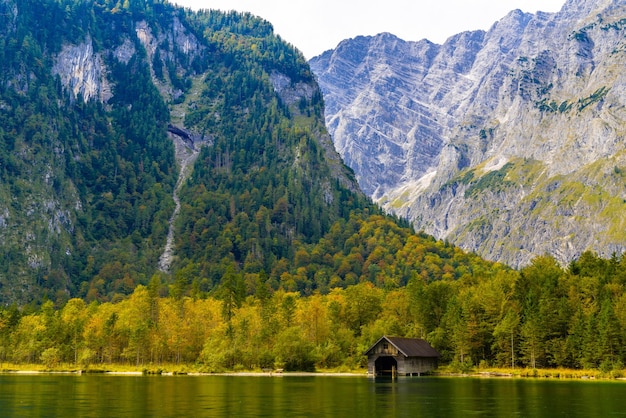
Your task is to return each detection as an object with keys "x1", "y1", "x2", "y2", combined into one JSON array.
[{"x1": 2, "y1": 251, "x2": 626, "y2": 374}]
